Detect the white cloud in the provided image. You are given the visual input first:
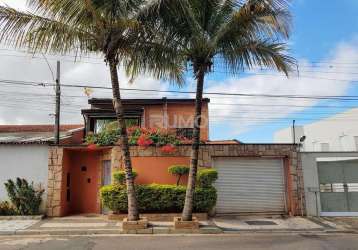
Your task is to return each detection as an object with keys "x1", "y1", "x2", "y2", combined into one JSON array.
[
  {"x1": 0, "y1": 0, "x2": 27, "y2": 10},
  {"x1": 0, "y1": 49, "x2": 166, "y2": 125},
  {"x1": 206, "y1": 39, "x2": 358, "y2": 136}
]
